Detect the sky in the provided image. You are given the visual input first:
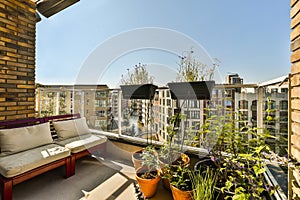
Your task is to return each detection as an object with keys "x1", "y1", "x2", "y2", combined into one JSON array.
[{"x1": 36, "y1": 0, "x2": 291, "y2": 88}]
